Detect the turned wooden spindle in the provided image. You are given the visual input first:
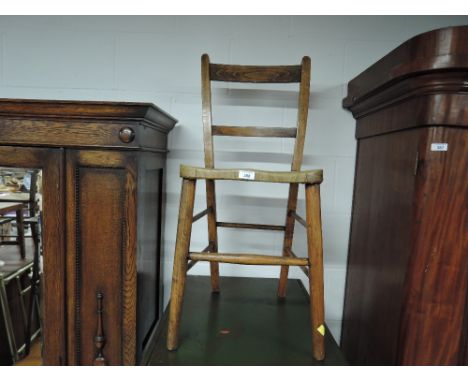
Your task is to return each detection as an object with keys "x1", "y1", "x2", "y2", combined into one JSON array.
[{"x1": 93, "y1": 292, "x2": 107, "y2": 366}]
